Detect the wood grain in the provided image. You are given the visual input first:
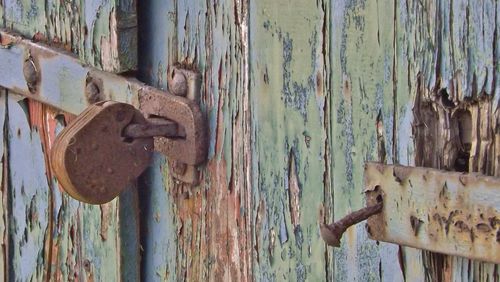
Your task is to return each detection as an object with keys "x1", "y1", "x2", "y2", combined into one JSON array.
[
  {"x1": 398, "y1": 1, "x2": 499, "y2": 280},
  {"x1": 2, "y1": 0, "x2": 137, "y2": 72},
  {"x1": 1, "y1": 1, "x2": 141, "y2": 280},
  {"x1": 0, "y1": 0, "x2": 497, "y2": 280},
  {"x1": 138, "y1": 1, "x2": 253, "y2": 280}
]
